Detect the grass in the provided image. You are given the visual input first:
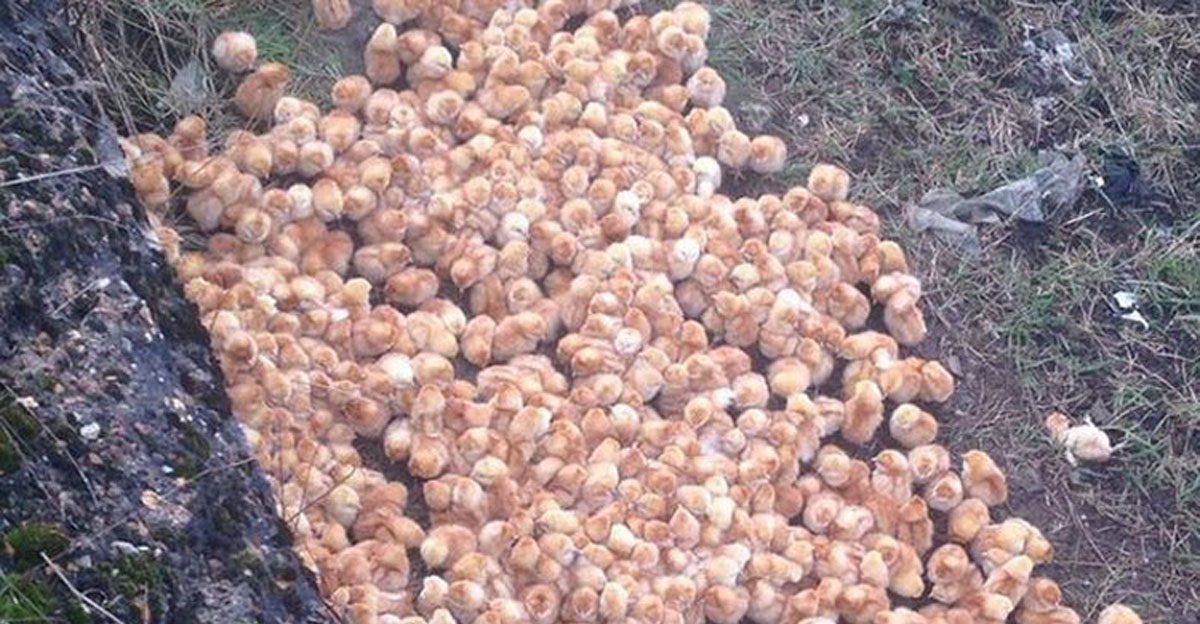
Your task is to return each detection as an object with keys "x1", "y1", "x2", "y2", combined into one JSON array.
[
  {"x1": 77, "y1": 0, "x2": 352, "y2": 139},
  {"x1": 81, "y1": 0, "x2": 1199, "y2": 620},
  {"x1": 4, "y1": 523, "x2": 69, "y2": 573}
]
